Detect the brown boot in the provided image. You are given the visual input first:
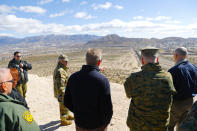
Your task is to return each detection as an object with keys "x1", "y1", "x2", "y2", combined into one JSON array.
[
  {"x1": 61, "y1": 120, "x2": 72, "y2": 126},
  {"x1": 66, "y1": 114, "x2": 74, "y2": 120}
]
